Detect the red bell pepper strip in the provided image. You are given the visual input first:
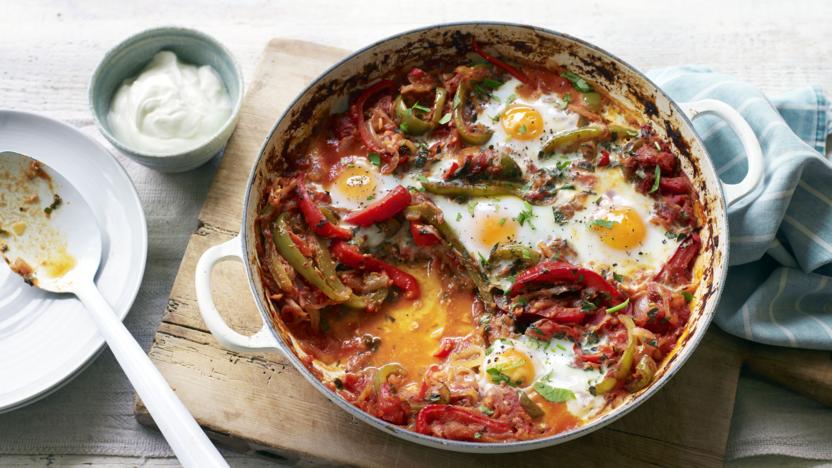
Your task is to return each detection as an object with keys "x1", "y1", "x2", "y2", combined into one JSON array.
[
  {"x1": 433, "y1": 337, "x2": 463, "y2": 359},
  {"x1": 350, "y1": 80, "x2": 395, "y2": 153},
  {"x1": 655, "y1": 233, "x2": 701, "y2": 285},
  {"x1": 343, "y1": 185, "x2": 412, "y2": 227},
  {"x1": 509, "y1": 261, "x2": 624, "y2": 302},
  {"x1": 471, "y1": 39, "x2": 532, "y2": 87},
  {"x1": 296, "y1": 180, "x2": 353, "y2": 240},
  {"x1": 443, "y1": 161, "x2": 460, "y2": 180},
  {"x1": 331, "y1": 241, "x2": 420, "y2": 299},
  {"x1": 409, "y1": 222, "x2": 442, "y2": 247},
  {"x1": 415, "y1": 404, "x2": 512, "y2": 440},
  {"x1": 598, "y1": 149, "x2": 611, "y2": 167}
]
